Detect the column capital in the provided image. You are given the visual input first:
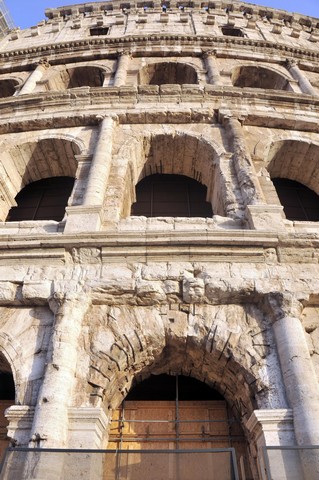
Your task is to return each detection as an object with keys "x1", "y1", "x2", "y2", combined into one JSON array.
[
  {"x1": 202, "y1": 49, "x2": 217, "y2": 58},
  {"x1": 285, "y1": 58, "x2": 297, "y2": 69},
  {"x1": 263, "y1": 292, "x2": 304, "y2": 322},
  {"x1": 48, "y1": 286, "x2": 91, "y2": 315},
  {"x1": 96, "y1": 114, "x2": 118, "y2": 124},
  {"x1": 117, "y1": 49, "x2": 132, "y2": 58},
  {"x1": 221, "y1": 113, "x2": 247, "y2": 126},
  {"x1": 38, "y1": 57, "x2": 50, "y2": 69}
]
